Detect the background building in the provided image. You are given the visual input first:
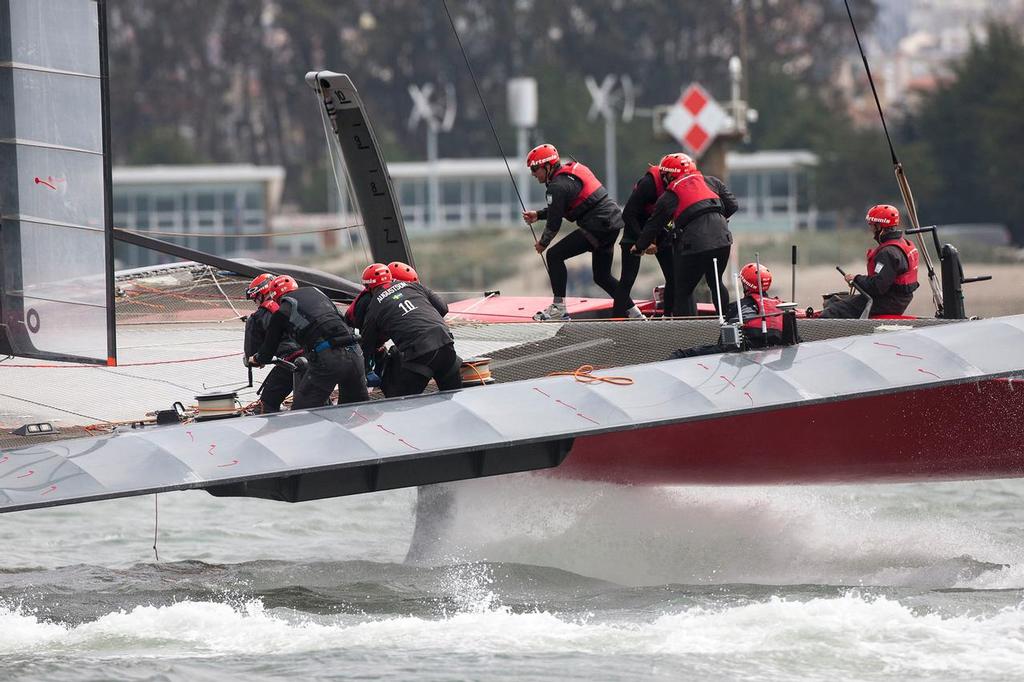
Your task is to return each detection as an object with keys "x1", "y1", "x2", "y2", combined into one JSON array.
[
  {"x1": 112, "y1": 152, "x2": 818, "y2": 267},
  {"x1": 112, "y1": 165, "x2": 284, "y2": 268}
]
